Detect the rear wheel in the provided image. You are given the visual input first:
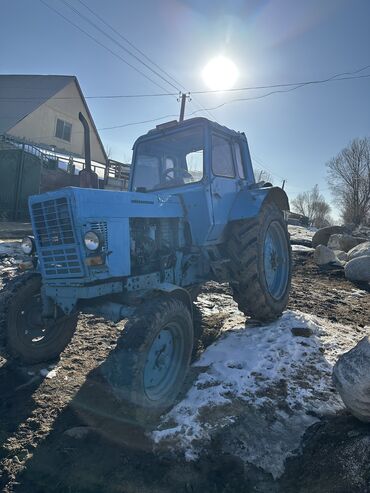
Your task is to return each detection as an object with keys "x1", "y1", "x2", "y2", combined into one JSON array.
[
  {"x1": 227, "y1": 202, "x2": 292, "y2": 321},
  {"x1": 101, "y1": 297, "x2": 193, "y2": 421},
  {"x1": 6, "y1": 275, "x2": 78, "y2": 363}
]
